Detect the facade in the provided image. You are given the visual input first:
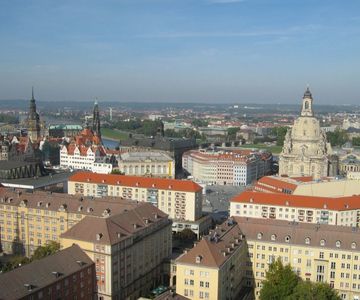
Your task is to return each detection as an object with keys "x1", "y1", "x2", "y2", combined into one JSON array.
[
  {"x1": 339, "y1": 153, "x2": 360, "y2": 175},
  {"x1": 0, "y1": 244, "x2": 96, "y2": 300},
  {"x1": 0, "y1": 187, "x2": 145, "y2": 256},
  {"x1": 279, "y1": 88, "x2": 336, "y2": 179},
  {"x1": 68, "y1": 172, "x2": 203, "y2": 223},
  {"x1": 116, "y1": 151, "x2": 175, "y2": 179},
  {"x1": 175, "y1": 219, "x2": 248, "y2": 300},
  {"x1": 60, "y1": 203, "x2": 172, "y2": 300},
  {"x1": 175, "y1": 217, "x2": 360, "y2": 300},
  {"x1": 182, "y1": 149, "x2": 272, "y2": 186},
  {"x1": 253, "y1": 175, "x2": 360, "y2": 197},
  {"x1": 230, "y1": 190, "x2": 360, "y2": 227},
  {"x1": 48, "y1": 124, "x2": 83, "y2": 138},
  {"x1": 236, "y1": 217, "x2": 360, "y2": 300}
]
